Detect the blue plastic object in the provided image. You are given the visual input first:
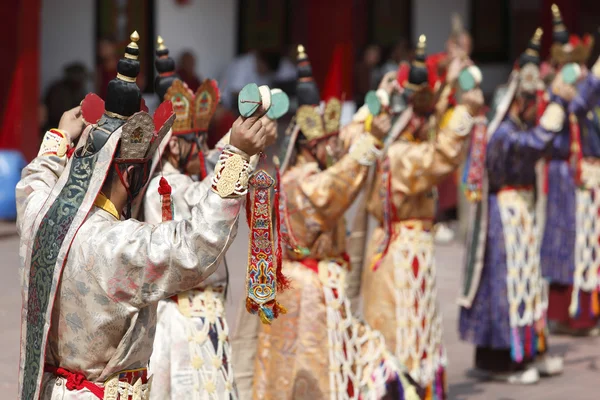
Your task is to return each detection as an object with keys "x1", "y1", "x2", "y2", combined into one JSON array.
[{"x1": 0, "y1": 150, "x2": 26, "y2": 220}]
